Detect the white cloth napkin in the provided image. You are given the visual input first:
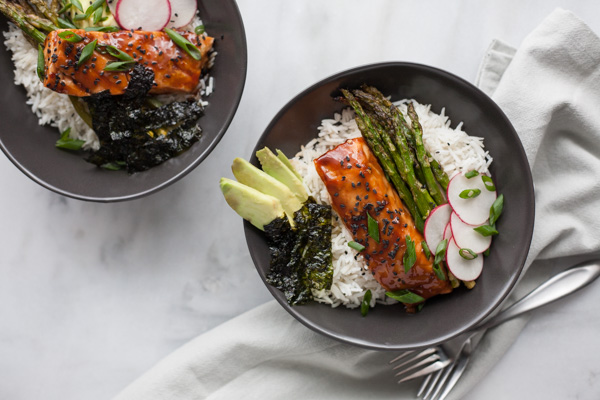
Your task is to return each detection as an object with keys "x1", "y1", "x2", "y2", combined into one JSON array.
[{"x1": 115, "y1": 9, "x2": 600, "y2": 400}]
